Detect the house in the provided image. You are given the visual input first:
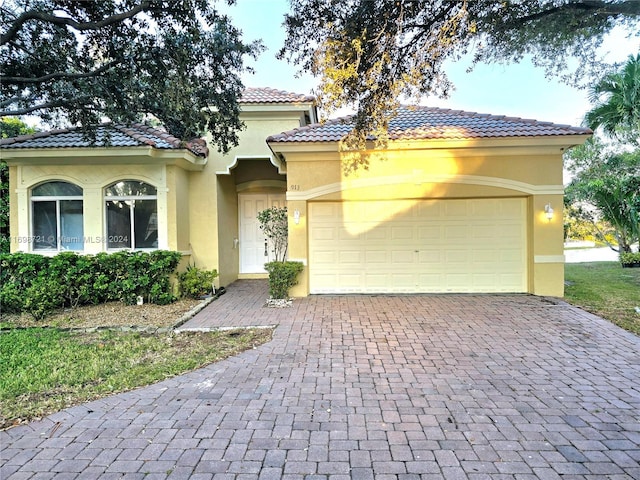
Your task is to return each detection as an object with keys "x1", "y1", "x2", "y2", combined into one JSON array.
[{"x1": 1, "y1": 87, "x2": 591, "y2": 297}]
